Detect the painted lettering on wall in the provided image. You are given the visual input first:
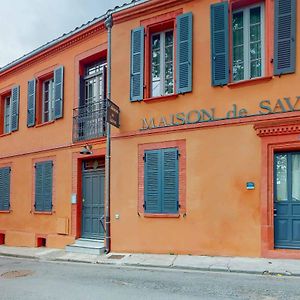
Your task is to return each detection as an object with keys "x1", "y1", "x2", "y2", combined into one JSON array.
[{"x1": 141, "y1": 97, "x2": 300, "y2": 130}]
